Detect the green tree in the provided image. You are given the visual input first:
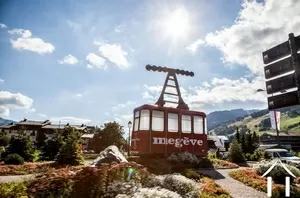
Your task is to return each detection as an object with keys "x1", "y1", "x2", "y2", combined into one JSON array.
[
  {"x1": 235, "y1": 127, "x2": 240, "y2": 143},
  {"x1": 0, "y1": 135, "x2": 10, "y2": 147},
  {"x1": 240, "y1": 133, "x2": 246, "y2": 153},
  {"x1": 6, "y1": 130, "x2": 35, "y2": 162},
  {"x1": 40, "y1": 136, "x2": 63, "y2": 161},
  {"x1": 55, "y1": 127, "x2": 84, "y2": 165},
  {"x1": 228, "y1": 139, "x2": 246, "y2": 164},
  {"x1": 90, "y1": 122, "x2": 127, "y2": 153},
  {"x1": 252, "y1": 131, "x2": 259, "y2": 150},
  {"x1": 246, "y1": 131, "x2": 254, "y2": 154}
]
